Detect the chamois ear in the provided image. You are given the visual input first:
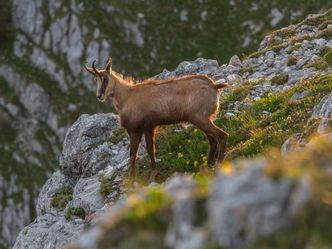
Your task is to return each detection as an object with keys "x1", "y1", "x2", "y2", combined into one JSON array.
[{"x1": 105, "y1": 58, "x2": 112, "y2": 72}]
